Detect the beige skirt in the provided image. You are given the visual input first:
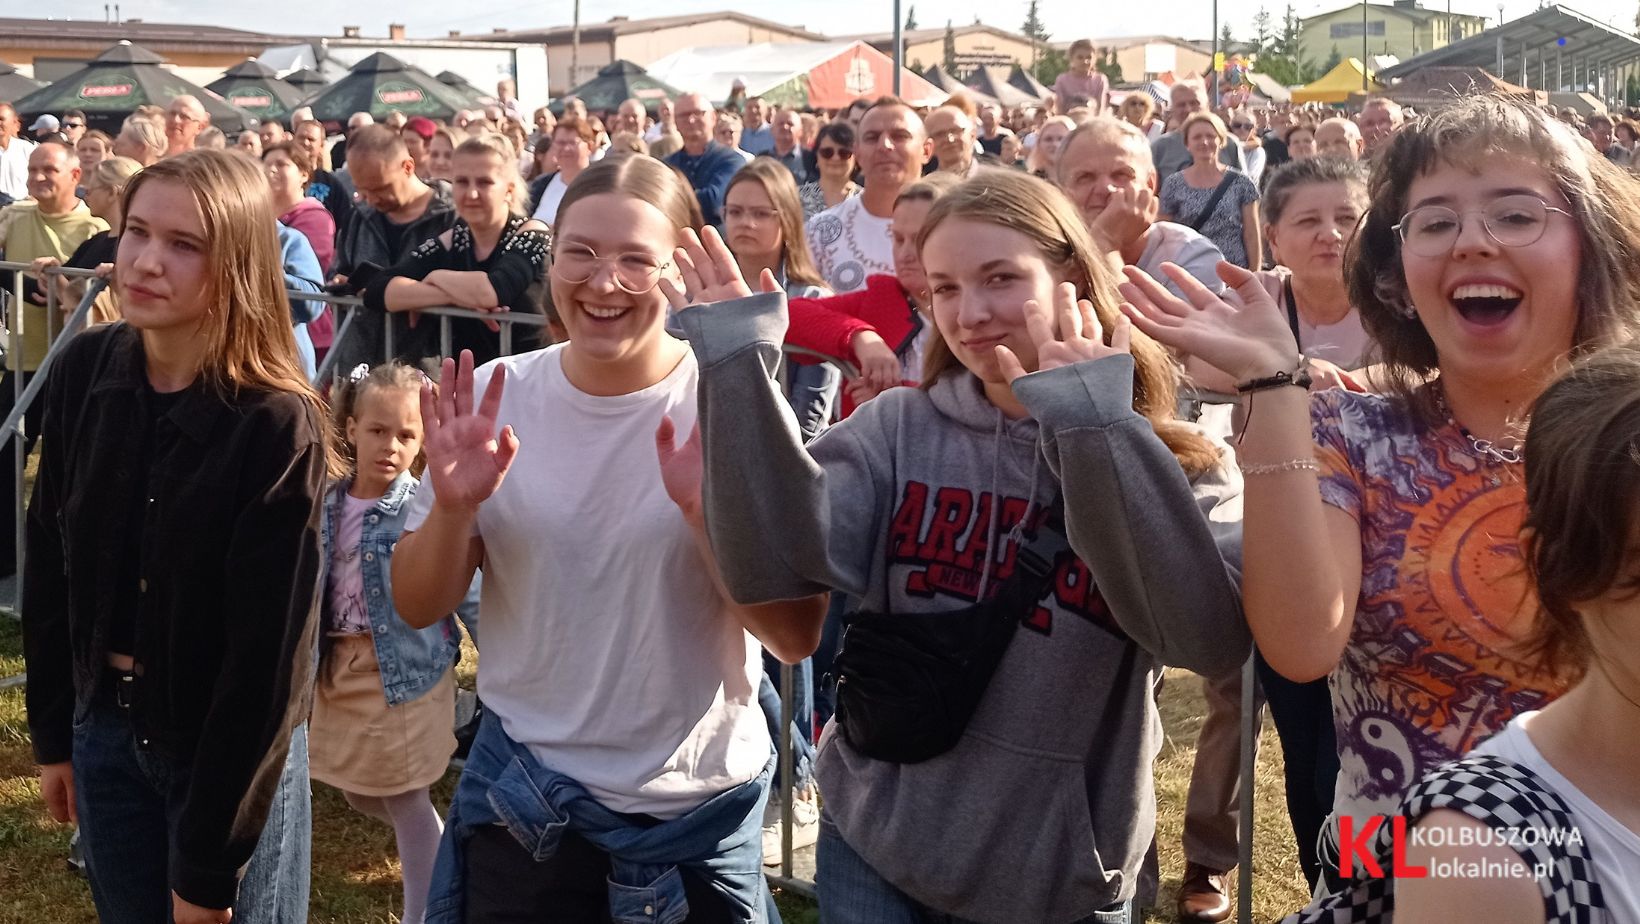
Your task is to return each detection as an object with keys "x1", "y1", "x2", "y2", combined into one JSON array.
[{"x1": 309, "y1": 634, "x2": 457, "y2": 796}]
